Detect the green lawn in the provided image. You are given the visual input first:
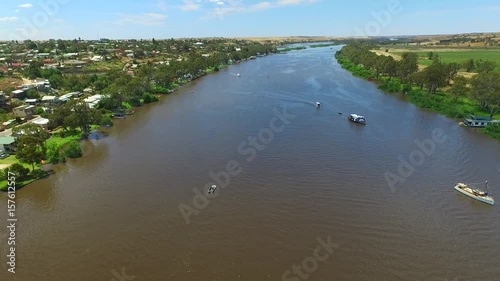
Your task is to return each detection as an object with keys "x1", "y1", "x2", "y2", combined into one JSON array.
[
  {"x1": 46, "y1": 133, "x2": 82, "y2": 148},
  {"x1": 393, "y1": 50, "x2": 500, "y2": 70},
  {"x1": 0, "y1": 156, "x2": 38, "y2": 191},
  {"x1": 0, "y1": 155, "x2": 32, "y2": 169}
]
